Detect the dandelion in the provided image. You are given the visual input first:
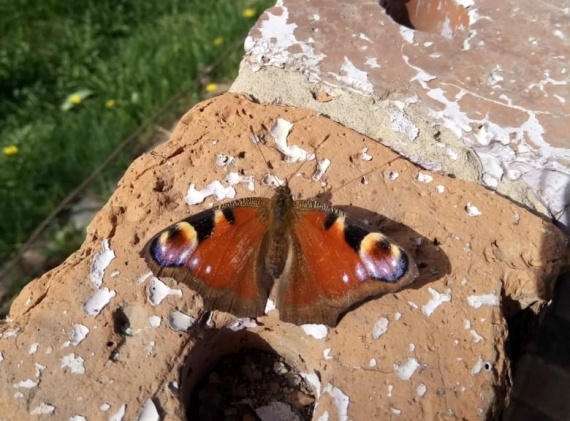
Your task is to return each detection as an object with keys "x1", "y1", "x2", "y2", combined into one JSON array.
[
  {"x1": 61, "y1": 89, "x2": 93, "y2": 111},
  {"x1": 243, "y1": 8, "x2": 256, "y2": 18},
  {"x1": 205, "y1": 83, "x2": 218, "y2": 93},
  {"x1": 213, "y1": 37, "x2": 223, "y2": 46},
  {"x1": 105, "y1": 99, "x2": 116, "y2": 108},
  {"x1": 71, "y1": 94, "x2": 82, "y2": 104},
  {"x1": 3, "y1": 145, "x2": 19, "y2": 156}
]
